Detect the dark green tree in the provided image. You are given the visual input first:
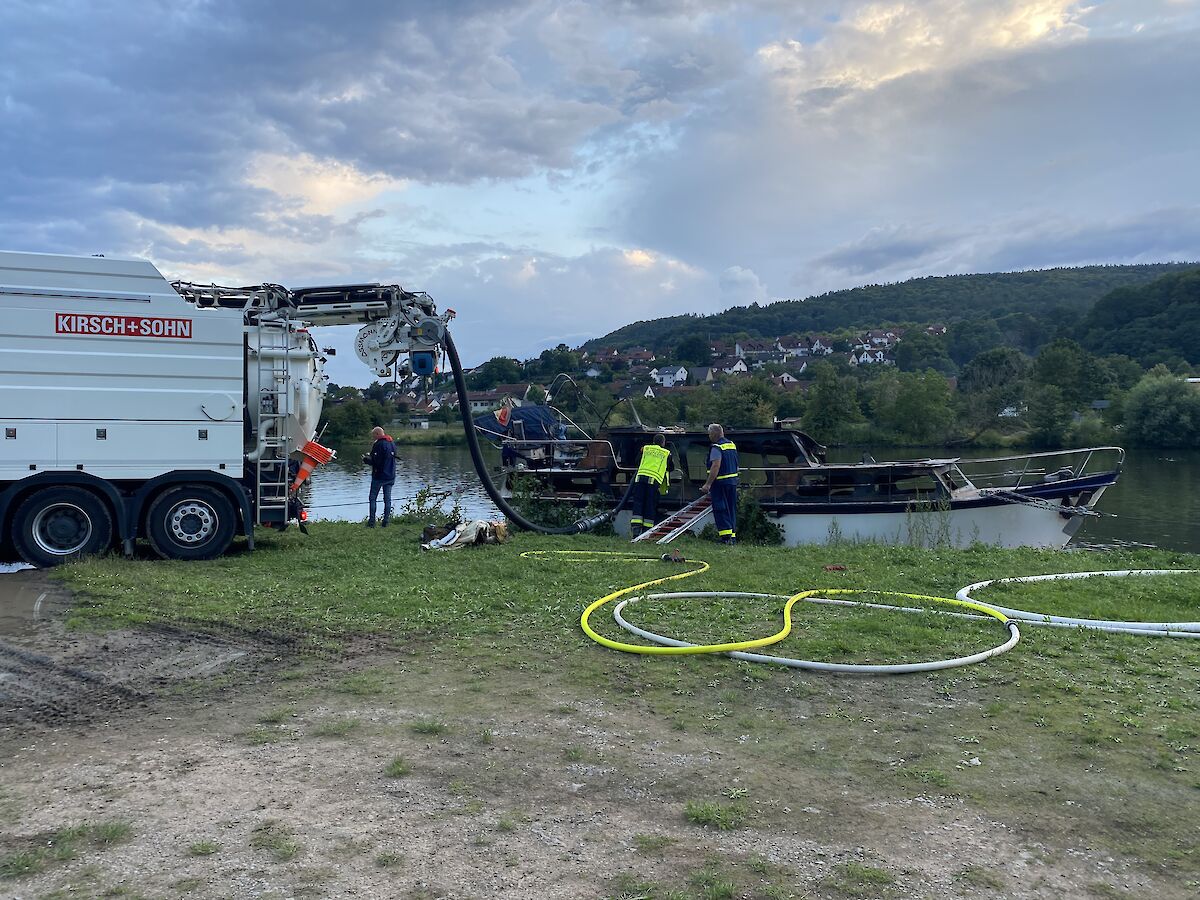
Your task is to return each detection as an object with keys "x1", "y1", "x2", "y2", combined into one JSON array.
[
  {"x1": 801, "y1": 363, "x2": 863, "y2": 442},
  {"x1": 1031, "y1": 339, "x2": 1104, "y2": 409},
  {"x1": 712, "y1": 378, "x2": 777, "y2": 427},
  {"x1": 1025, "y1": 384, "x2": 1069, "y2": 448},
  {"x1": 957, "y1": 347, "x2": 1030, "y2": 435},
  {"x1": 894, "y1": 332, "x2": 955, "y2": 374},
  {"x1": 674, "y1": 334, "x2": 712, "y2": 366},
  {"x1": 468, "y1": 357, "x2": 524, "y2": 389},
  {"x1": 947, "y1": 319, "x2": 1004, "y2": 366},
  {"x1": 1122, "y1": 374, "x2": 1200, "y2": 447}
]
